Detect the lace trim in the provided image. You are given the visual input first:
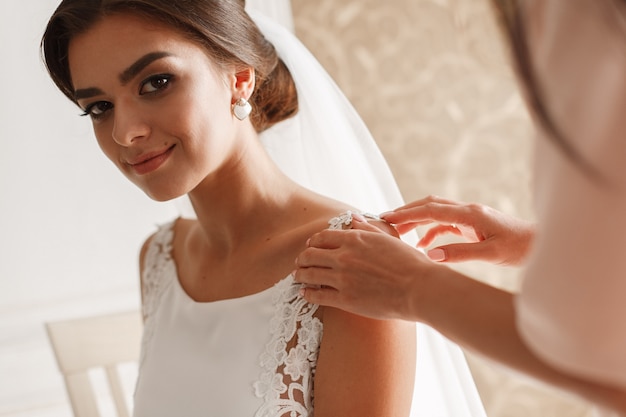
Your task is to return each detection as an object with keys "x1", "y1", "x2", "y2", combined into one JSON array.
[
  {"x1": 253, "y1": 276, "x2": 321, "y2": 417},
  {"x1": 138, "y1": 221, "x2": 177, "y2": 368},
  {"x1": 328, "y1": 210, "x2": 380, "y2": 230},
  {"x1": 253, "y1": 211, "x2": 379, "y2": 417}
]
